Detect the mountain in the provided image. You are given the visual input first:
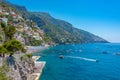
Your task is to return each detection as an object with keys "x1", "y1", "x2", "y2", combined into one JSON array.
[
  {"x1": 32, "y1": 12, "x2": 108, "y2": 44},
  {"x1": 1, "y1": 1, "x2": 108, "y2": 44}
]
